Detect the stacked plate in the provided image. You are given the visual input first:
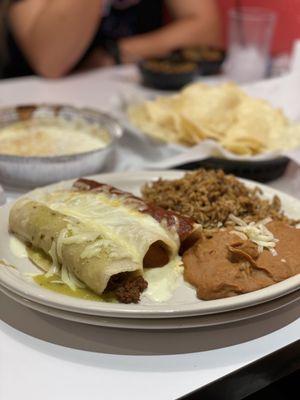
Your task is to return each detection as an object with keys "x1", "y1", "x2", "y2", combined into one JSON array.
[{"x1": 0, "y1": 171, "x2": 299, "y2": 330}]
